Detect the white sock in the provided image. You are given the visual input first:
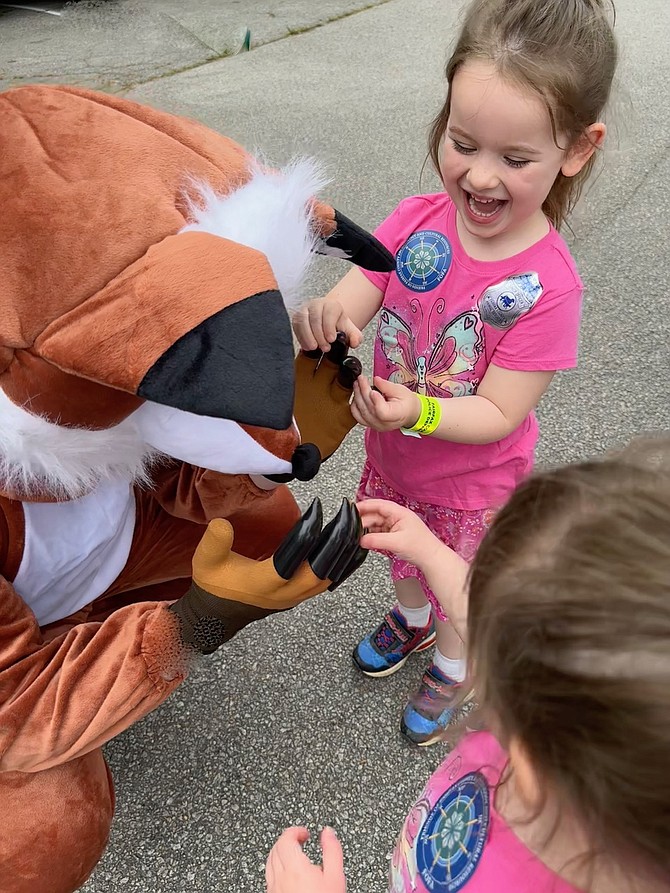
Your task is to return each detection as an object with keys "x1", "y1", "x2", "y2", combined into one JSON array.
[
  {"x1": 433, "y1": 647, "x2": 466, "y2": 683},
  {"x1": 395, "y1": 601, "x2": 432, "y2": 629}
]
